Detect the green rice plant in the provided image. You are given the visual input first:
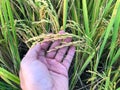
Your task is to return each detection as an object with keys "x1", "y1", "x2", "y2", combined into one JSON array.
[
  {"x1": 0, "y1": 67, "x2": 20, "y2": 89},
  {"x1": 68, "y1": 0, "x2": 120, "y2": 90},
  {"x1": 0, "y1": 0, "x2": 20, "y2": 72},
  {"x1": 108, "y1": 6, "x2": 120, "y2": 66},
  {"x1": 0, "y1": 0, "x2": 20, "y2": 89},
  {"x1": 90, "y1": 1, "x2": 120, "y2": 88},
  {"x1": 98, "y1": 0, "x2": 120, "y2": 64},
  {"x1": 63, "y1": 0, "x2": 68, "y2": 30},
  {"x1": 0, "y1": 81, "x2": 18, "y2": 90},
  {"x1": 82, "y1": 0, "x2": 90, "y2": 38}
]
